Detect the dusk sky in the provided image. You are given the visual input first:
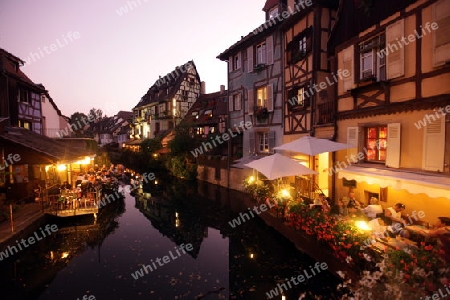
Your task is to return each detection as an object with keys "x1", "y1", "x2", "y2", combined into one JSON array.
[{"x1": 0, "y1": 0, "x2": 266, "y2": 117}]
